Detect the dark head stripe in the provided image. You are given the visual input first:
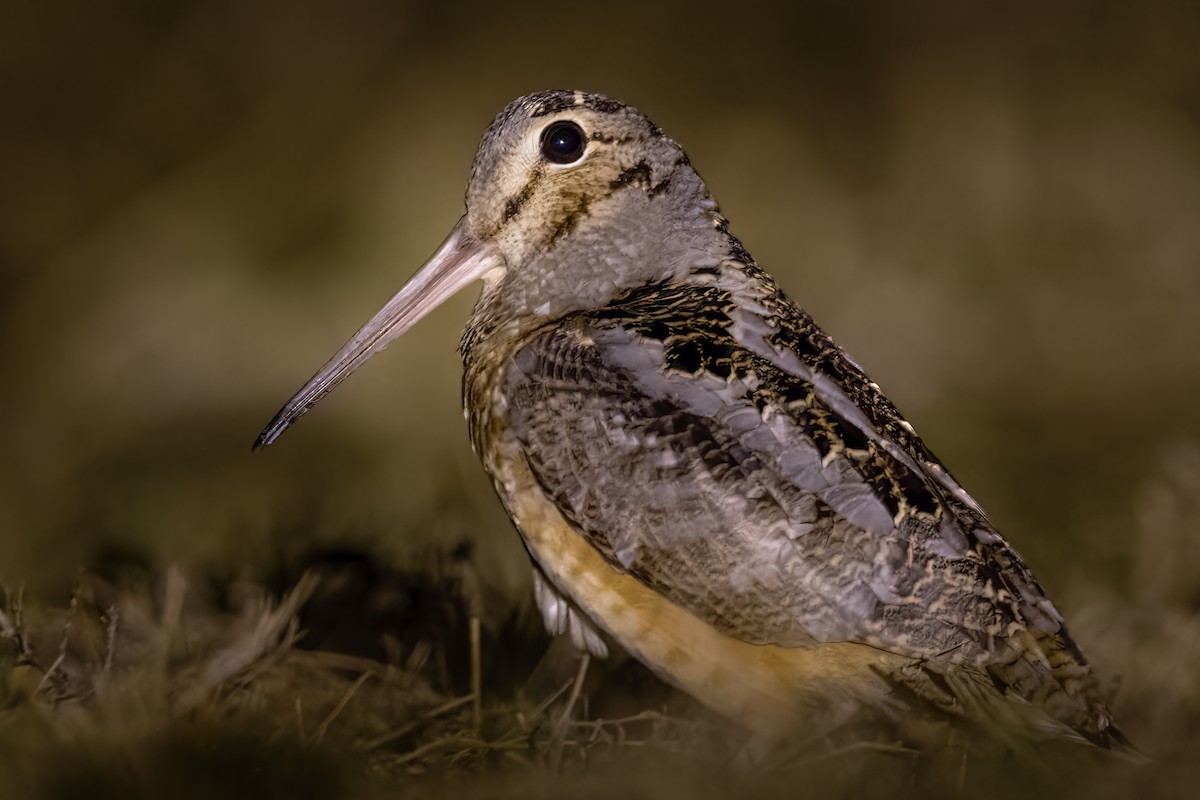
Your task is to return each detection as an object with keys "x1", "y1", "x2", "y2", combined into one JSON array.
[
  {"x1": 528, "y1": 91, "x2": 578, "y2": 118},
  {"x1": 529, "y1": 91, "x2": 629, "y2": 118}
]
